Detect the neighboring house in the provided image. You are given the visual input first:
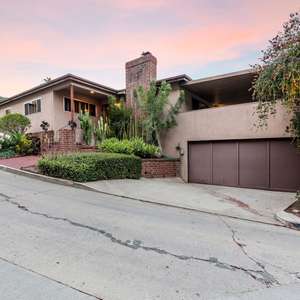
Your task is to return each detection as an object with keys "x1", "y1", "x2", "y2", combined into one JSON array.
[{"x1": 0, "y1": 52, "x2": 299, "y2": 191}]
